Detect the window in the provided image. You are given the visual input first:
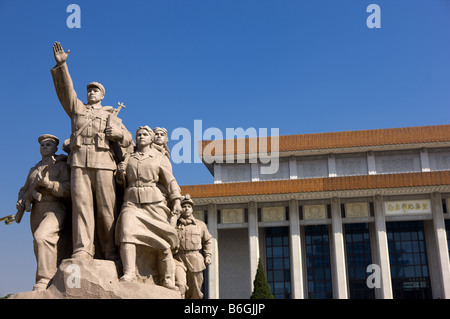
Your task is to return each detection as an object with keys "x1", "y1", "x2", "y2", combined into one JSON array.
[
  {"x1": 345, "y1": 223, "x2": 375, "y2": 299},
  {"x1": 387, "y1": 221, "x2": 432, "y2": 299},
  {"x1": 305, "y1": 225, "x2": 332, "y2": 299},
  {"x1": 265, "y1": 227, "x2": 291, "y2": 299}
]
